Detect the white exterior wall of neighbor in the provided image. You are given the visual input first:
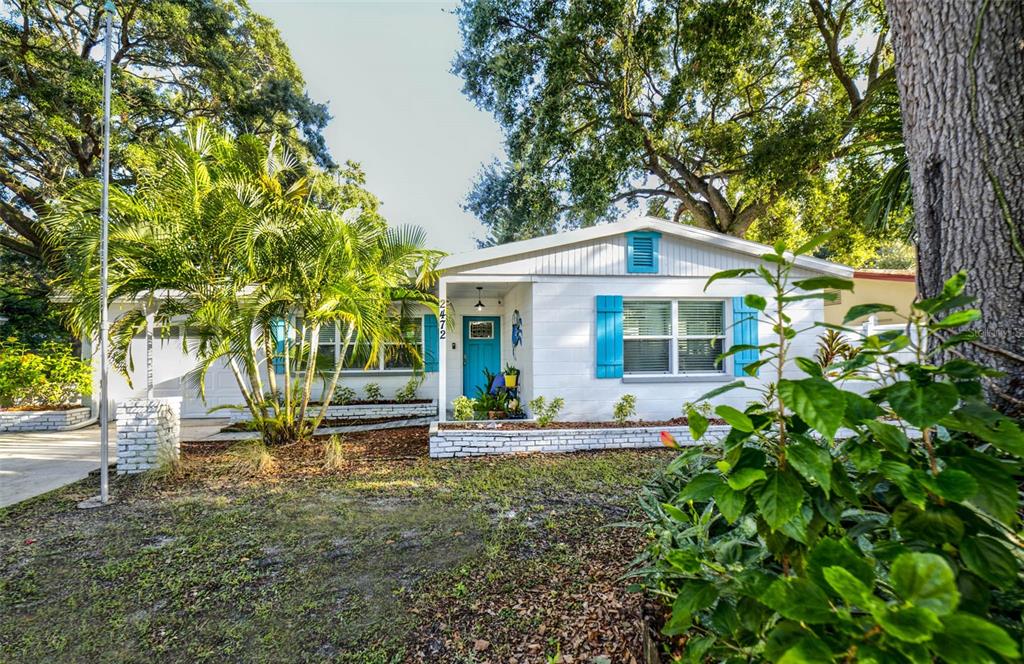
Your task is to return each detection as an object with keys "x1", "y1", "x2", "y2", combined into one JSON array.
[{"x1": 88, "y1": 303, "x2": 437, "y2": 419}]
